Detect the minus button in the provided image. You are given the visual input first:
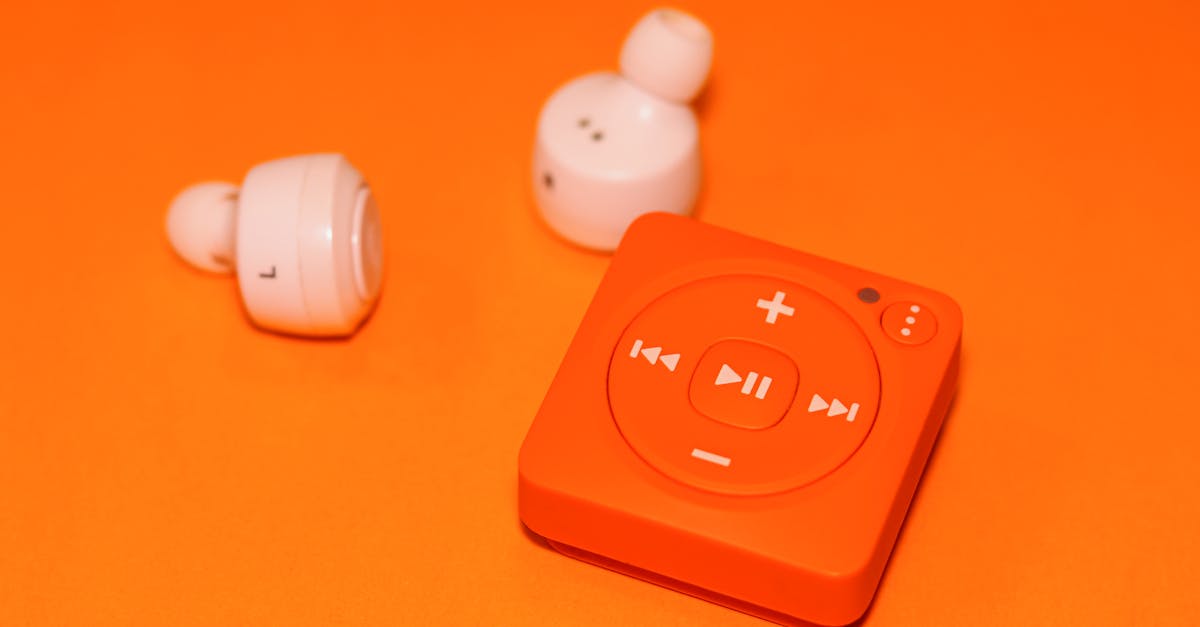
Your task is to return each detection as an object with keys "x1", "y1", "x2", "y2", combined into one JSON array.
[{"x1": 691, "y1": 448, "x2": 731, "y2": 467}]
